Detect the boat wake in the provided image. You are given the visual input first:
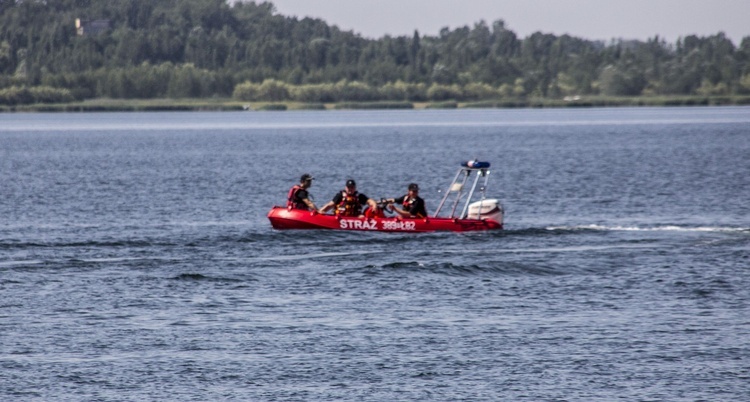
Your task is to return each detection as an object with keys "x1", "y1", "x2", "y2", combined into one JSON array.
[
  {"x1": 252, "y1": 250, "x2": 382, "y2": 262},
  {"x1": 545, "y1": 224, "x2": 749, "y2": 233}
]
